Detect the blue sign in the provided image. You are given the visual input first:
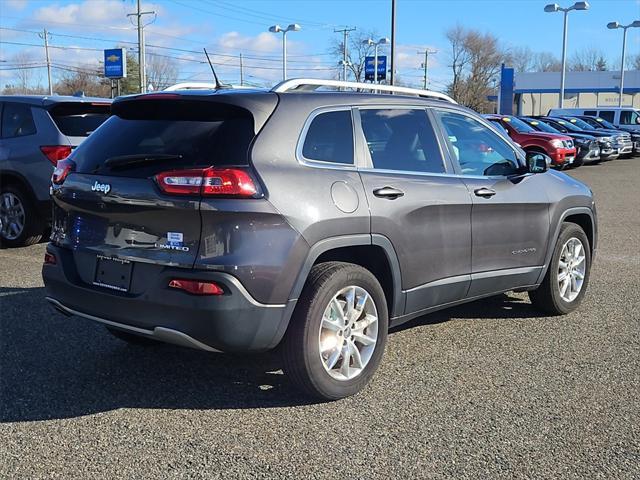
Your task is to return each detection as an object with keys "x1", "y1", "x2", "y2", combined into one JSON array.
[
  {"x1": 104, "y1": 48, "x2": 126, "y2": 79},
  {"x1": 364, "y1": 55, "x2": 387, "y2": 81},
  {"x1": 499, "y1": 64, "x2": 514, "y2": 115}
]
